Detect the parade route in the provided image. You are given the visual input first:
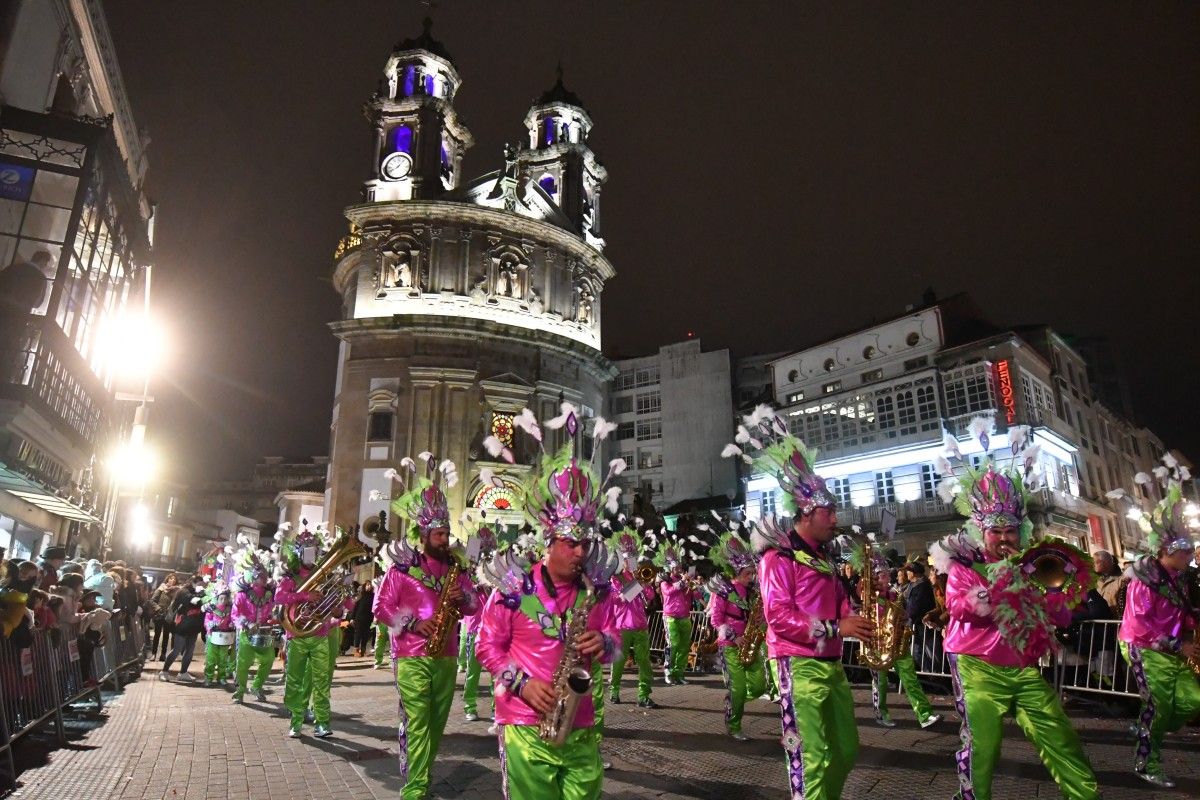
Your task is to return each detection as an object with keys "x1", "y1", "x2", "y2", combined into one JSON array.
[{"x1": 9, "y1": 654, "x2": 1197, "y2": 800}]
